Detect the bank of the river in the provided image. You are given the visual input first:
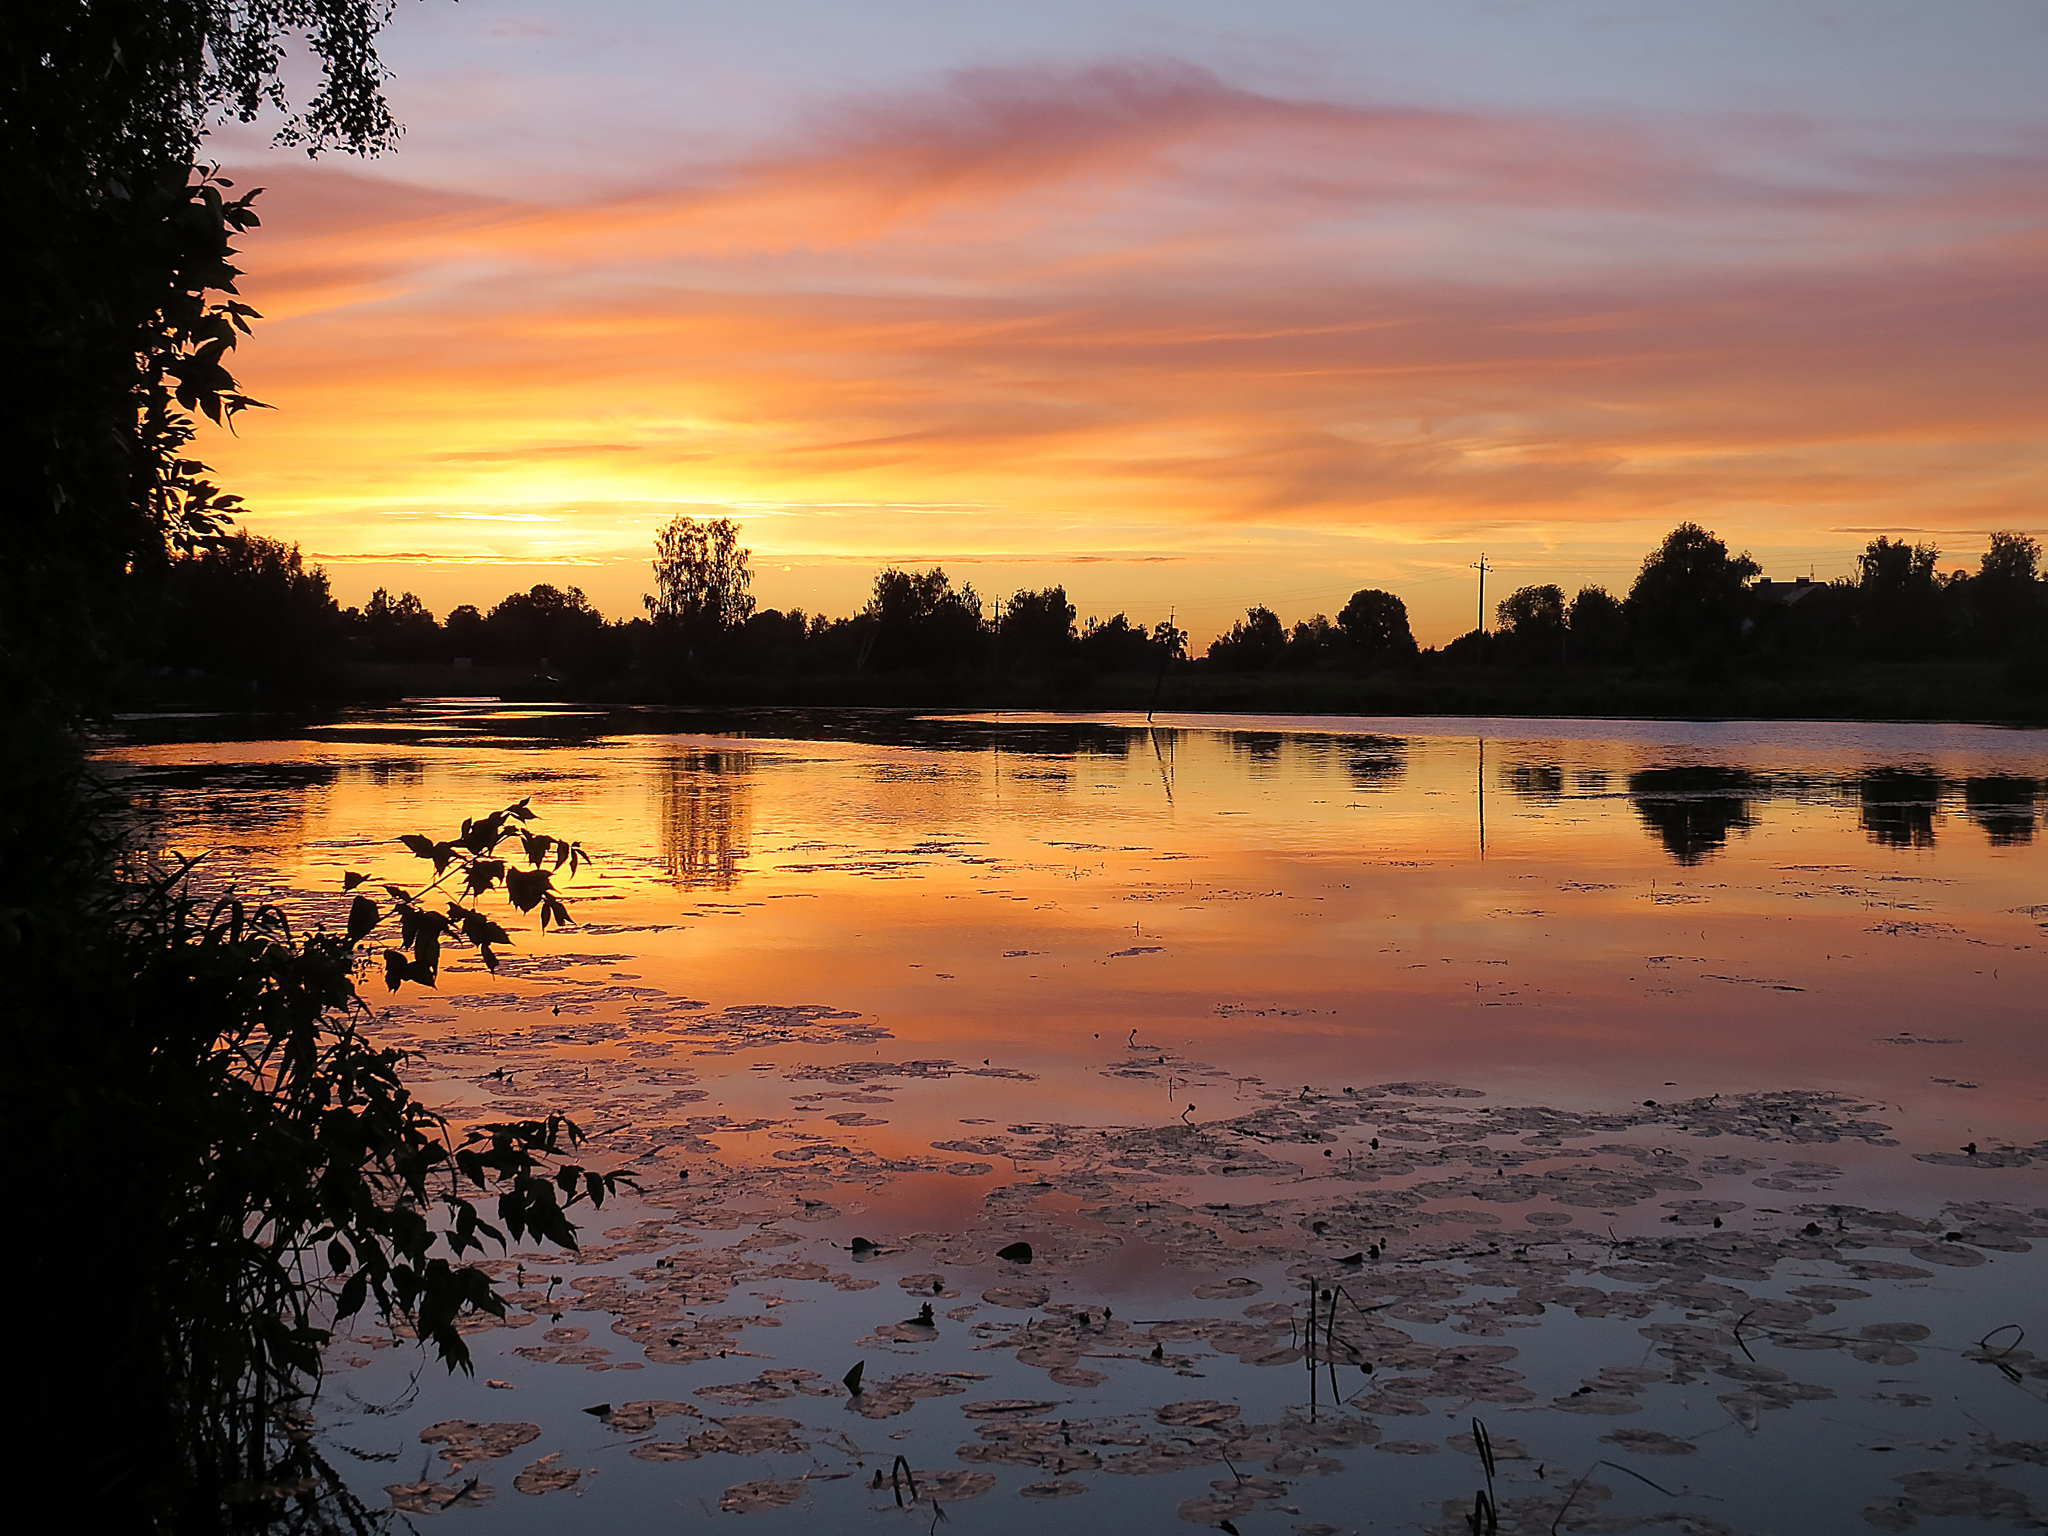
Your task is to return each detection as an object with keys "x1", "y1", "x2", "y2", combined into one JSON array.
[{"x1": 132, "y1": 655, "x2": 2048, "y2": 725}]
